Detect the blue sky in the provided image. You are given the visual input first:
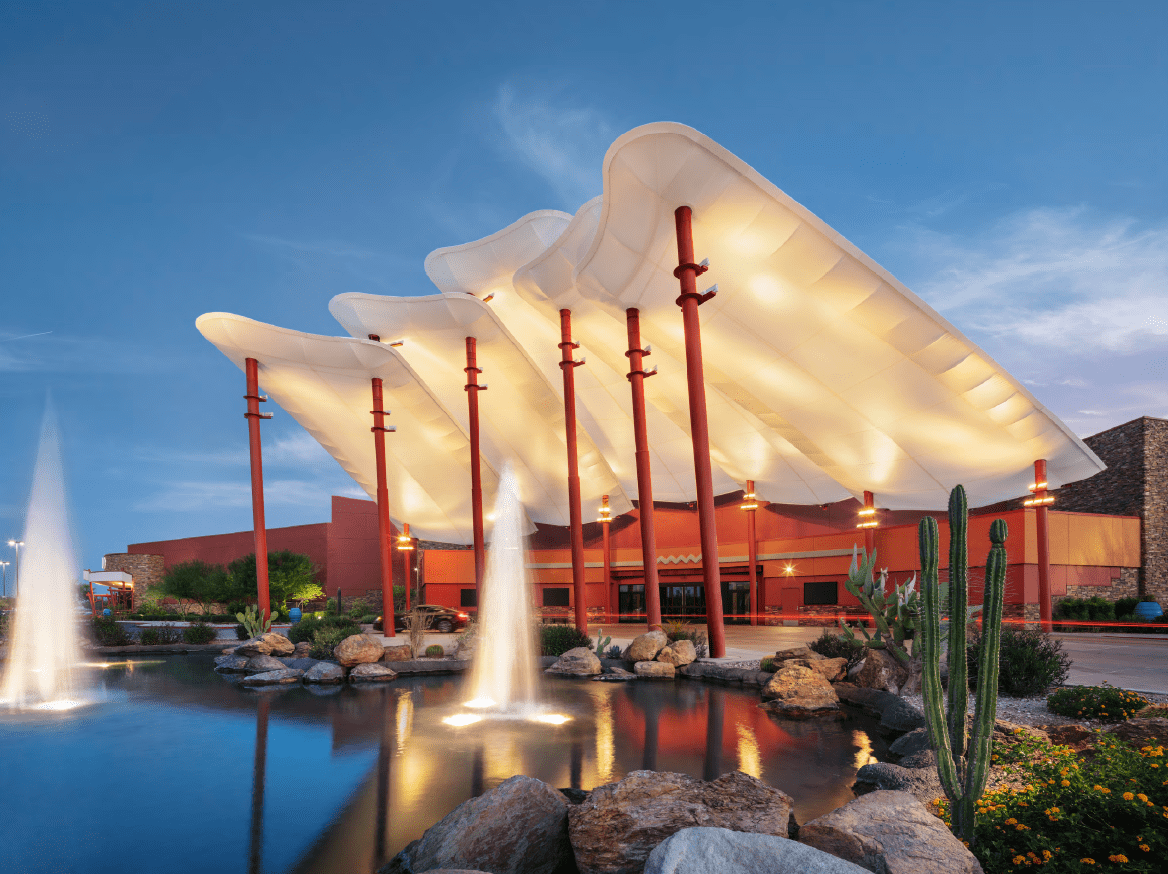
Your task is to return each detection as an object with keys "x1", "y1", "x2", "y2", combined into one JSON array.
[{"x1": 2, "y1": 1, "x2": 1166, "y2": 572}]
